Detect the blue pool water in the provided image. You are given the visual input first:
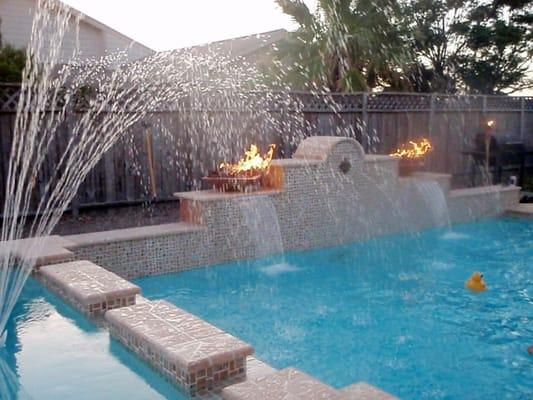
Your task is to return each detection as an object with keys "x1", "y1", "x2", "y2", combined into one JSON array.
[
  {"x1": 1, "y1": 278, "x2": 186, "y2": 400},
  {"x1": 137, "y1": 218, "x2": 533, "y2": 400}
]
